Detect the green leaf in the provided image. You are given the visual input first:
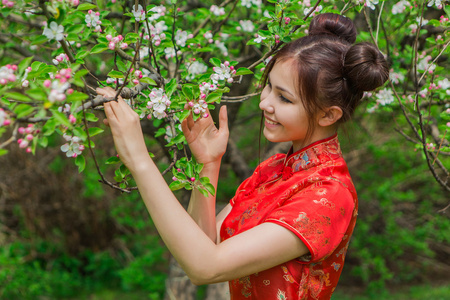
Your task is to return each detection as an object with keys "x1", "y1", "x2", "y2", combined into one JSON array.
[
  {"x1": 84, "y1": 112, "x2": 98, "y2": 122},
  {"x1": 66, "y1": 24, "x2": 84, "y2": 34},
  {"x1": 140, "y1": 77, "x2": 157, "y2": 86},
  {"x1": 73, "y1": 127, "x2": 87, "y2": 141},
  {"x1": 42, "y1": 119, "x2": 58, "y2": 136},
  {"x1": 185, "y1": 163, "x2": 193, "y2": 178},
  {"x1": 169, "y1": 180, "x2": 187, "y2": 191},
  {"x1": 14, "y1": 104, "x2": 35, "y2": 118},
  {"x1": 206, "y1": 92, "x2": 221, "y2": 103},
  {"x1": 235, "y1": 67, "x2": 253, "y2": 76},
  {"x1": 38, "y1": 136, "x2": 48, "y2": 148},
  {"x1": 88, "y1": 127, "x2": 104, "y2": 137},
  {"x1": 182, "y1": 85, "x2": 194, "y2": 100},
  {"x1": 165, "y1": 78, "x2": 177, "y2": 97},
  {"x1": 0, "y1": 149, "x2": 8, "y2": 156},
  {"x1": 75, "y1": 51, "x2": 90, "y2": 60},
  {"x1": 4, "y1": 92, "x2": 31, "y2": 102},
  {"x1": 203, "y1": 182, "x2": 215, "y2": 196},
  {"x1": 18, "y1": 56, "x2": 34, "y2": 74},
  {"x1": 67, "y1": 91, "x2": 89, "y2": 102},
  {"x1": 178, "y1": 109, "x2": 191, "y2": 122},
  {"x1": 90, "y1": 43, "x2": 109, "y2": 54},
  {"x1": 77, "y1": 3, "x2": 97, "y2": 10},
  {"x1": 124, "y1": 32, "x2": 140, "y2": 44},
  {"x1": 75, "y1": 155, "x2": 86, "y2": 173},
  {"x1": 51, "y1": 110, "x2": 72, "y2": 128},
  {"x1": 105, "y1": 156, "x2": 121, "y2": 164},
  {"x1": 26, "y1": 88, "x2": 47, "y2": 101},
  {"x1": 198, "y1": 188, "x2": 209, "y2": 197},
  {"x1": 107, "y1": 70, "x2": 124, "y2": 79},
  {"x1": 209, "y1": 57, "x2": 221, "y2": 67},
  {"x1": 31, "y1": 35, "x2": 48, "y2": 45}
]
